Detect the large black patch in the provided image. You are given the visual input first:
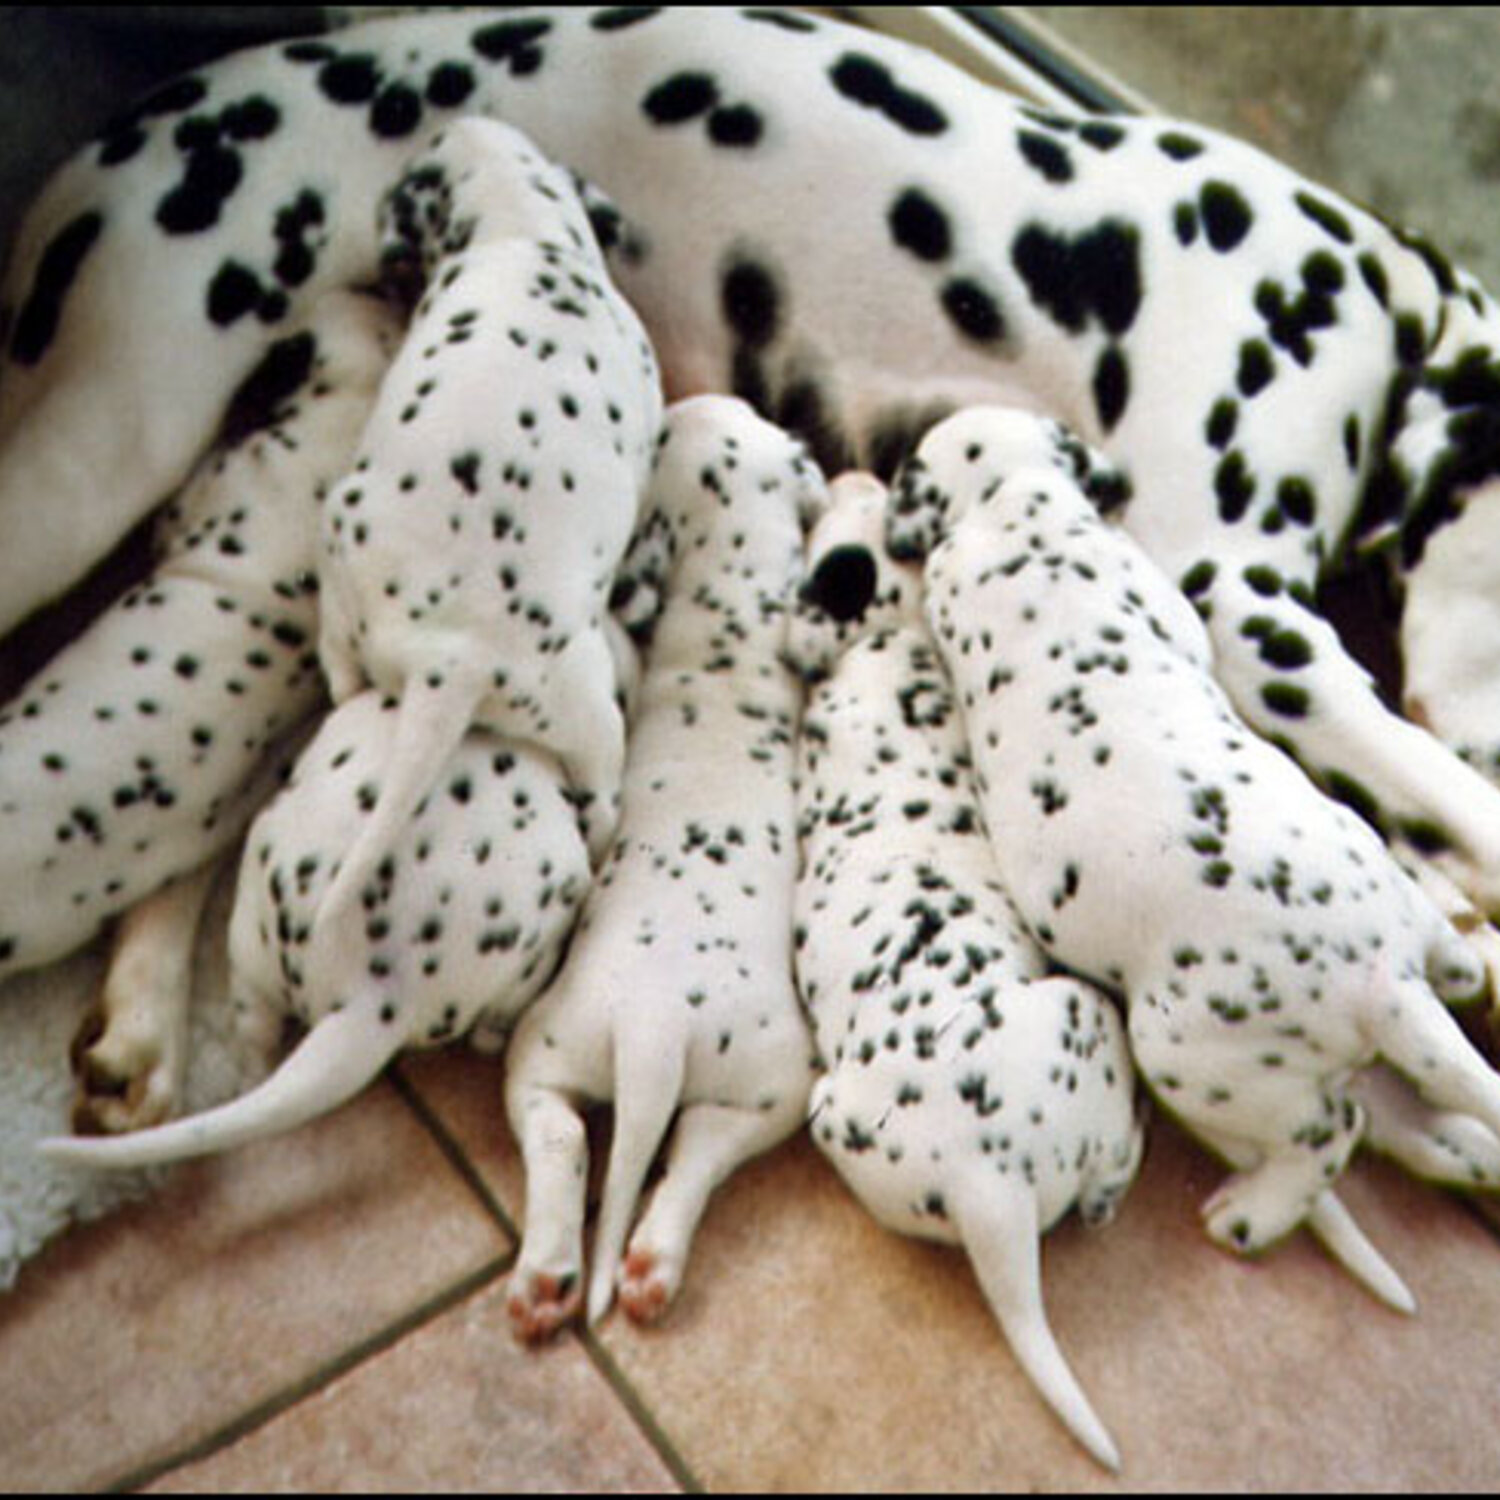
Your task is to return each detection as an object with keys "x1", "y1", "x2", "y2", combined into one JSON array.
[
  {"x1": 10, "y1": 211, "x2": 105, "y2": 367},
  {"x1": 641, "y1": 72, "x2": 764, "y2": 148},
  {"x1": 829, "y1": 53, "x2": 948, "y2": 136},
  {"x1": 217, "y1": 329, "x2": 317, "y2": 447},
  {"x1": 1011, "y1": 220, "x2": 1142, "y2": 337},
  {"x1": 471, "y1": 17, "x2": 554, "y2": 75}
]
